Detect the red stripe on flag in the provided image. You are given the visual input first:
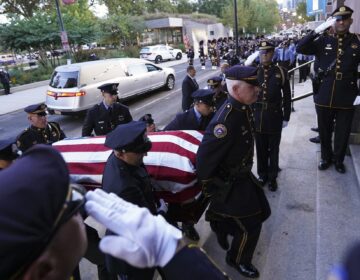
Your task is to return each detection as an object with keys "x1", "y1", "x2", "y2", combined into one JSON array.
[
  {"x1": 67, "y1": 162, "x2": 105, "y2": 175},
  {"x1": 146, "y1": 165, "x2": 196, "y2": 184},
  {"x1": 55, "y1": 143, "x2": 109, "y2": 153},
  {"x1": 149, "y1": 131, "x2": 202, "y2": 145},
  {"x1": 150, "y1": 142, "x2": 196, "y2": 161}
]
